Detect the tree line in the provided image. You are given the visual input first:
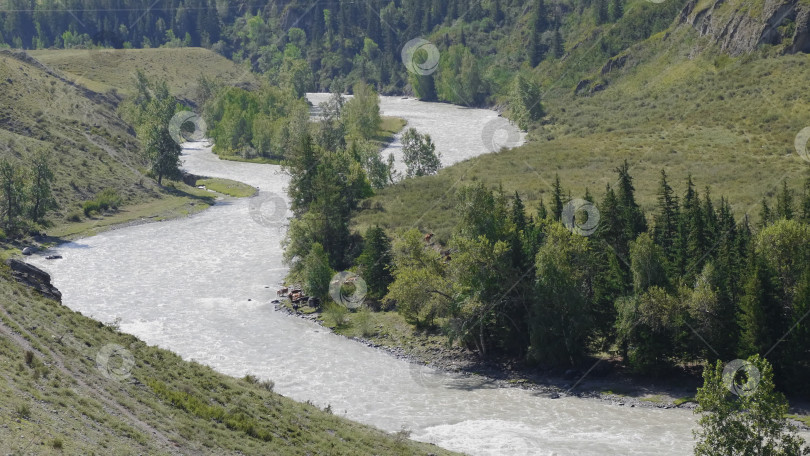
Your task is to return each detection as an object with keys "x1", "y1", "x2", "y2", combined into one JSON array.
[
  {"x1": 0, "y1": 0, "x2": 685, "y2": 129},
  {"x1": 0, "y1": 152, "x2": 55, "y2": 238},
  {"x1": 297, "y1": 162, "x2": 810, "y2": 396}
]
